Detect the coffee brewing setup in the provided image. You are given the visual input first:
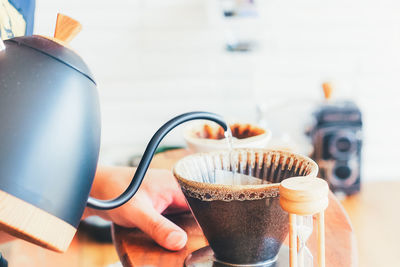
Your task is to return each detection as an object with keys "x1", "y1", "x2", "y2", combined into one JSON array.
[
  {"x1": 174, "y1": 149, "x2": 329, "y2": 267},
  {"x1": 0, "y1": 14, "x2": 332, "y2": 267}
]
